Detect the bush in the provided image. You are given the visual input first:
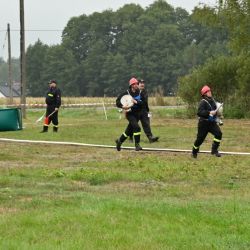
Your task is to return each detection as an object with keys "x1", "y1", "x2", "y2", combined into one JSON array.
[{"x1": 178, "y1": 55, "x2": 249, "y2": 118}]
